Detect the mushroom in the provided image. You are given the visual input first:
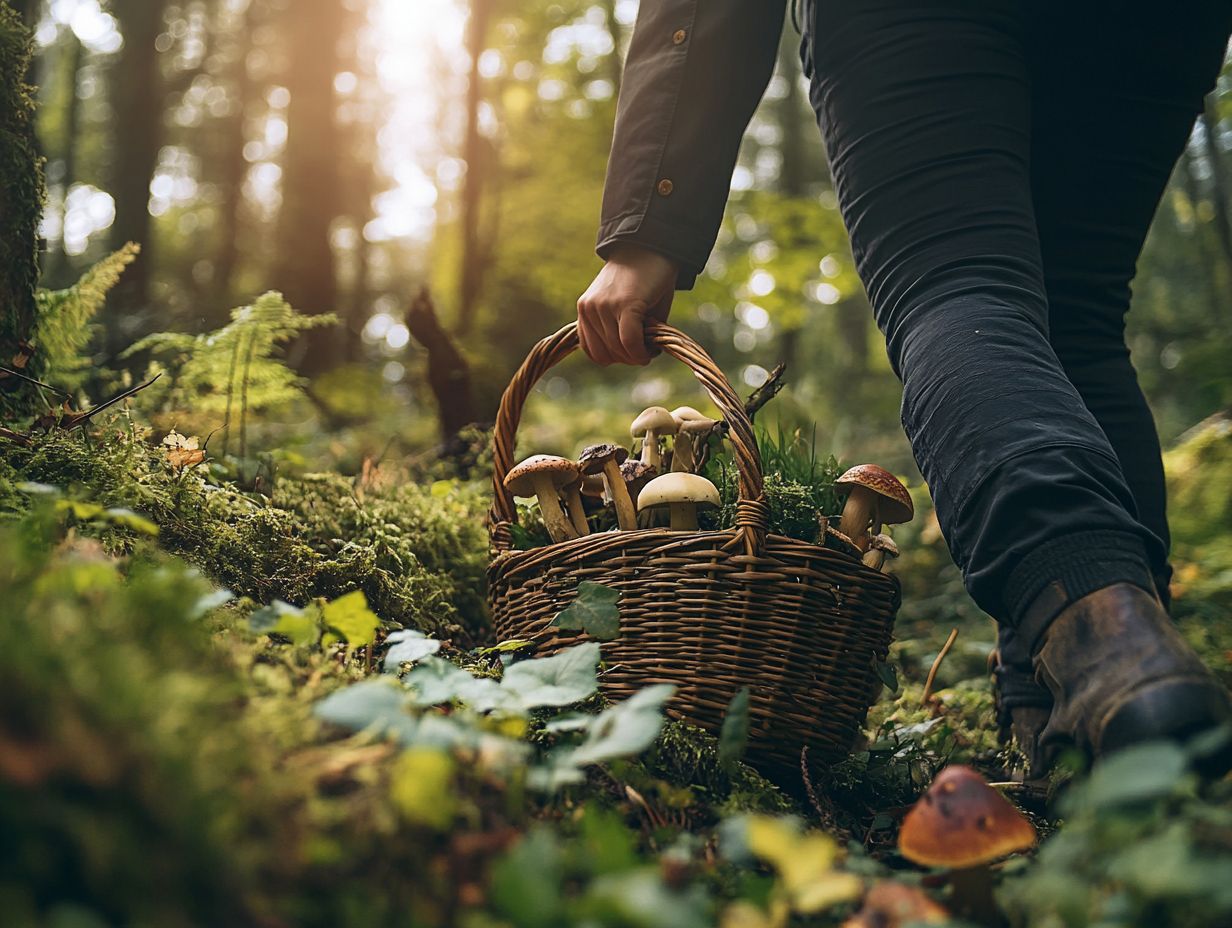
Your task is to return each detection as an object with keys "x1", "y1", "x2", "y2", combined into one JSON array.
[
  {"x1": 560, "y1": 475, "x2": 591, "y2": 537},
  {"x1": 836, "y1": 464, "x2": 914, "y2": 552},
  {"x1": 669, "y1": 406, "x2": 718, "y2": 473},
  {"x1": 637, "y1": 472, "x2": 720, "y2": 531},
  {"x1": 630, "y1": 406, "x2": 677, "y2": 470},
  {"x1": 823, "y1": 525, "x2": 864, "y2": 560},
  {"x1": 621, "y1": 458, "x2": 659, "y2": 528},
  {"x1": 842, "y1": 882, "x2": 950, "y2": 928},
  {"x1": 578, "y1": 474, "x2": 606, "y2": 512},
  {"x1": 503, "y1": 455, "x2": 581, "y2": 543},
  {"x1": 578, "y1": 443, "x2": 636, "y2": 531},
  {"x1": 862, "y1": 533, "x2": 900, "y2": 571},
  {"x1": 897, "y1": 765, "x2": 1036, "y2": 924}
]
